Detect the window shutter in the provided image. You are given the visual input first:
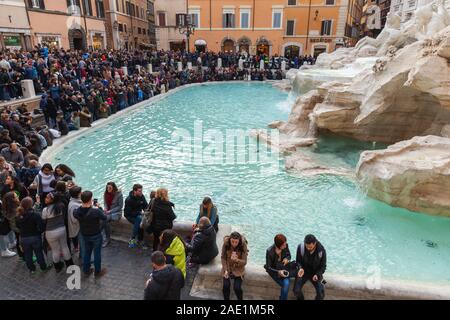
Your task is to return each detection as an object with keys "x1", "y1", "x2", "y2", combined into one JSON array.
[
  {"x1": 231, "y1": 14, "x2": 235, "y2": 28},
  {"x1": 223, "y1": 14, "x2": 226, "y2": 28}
]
